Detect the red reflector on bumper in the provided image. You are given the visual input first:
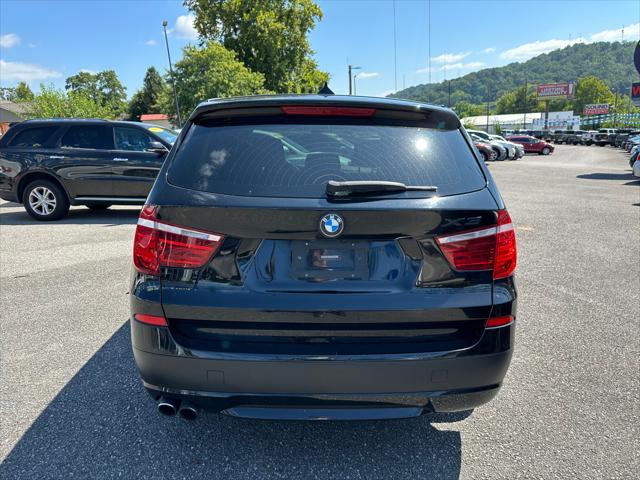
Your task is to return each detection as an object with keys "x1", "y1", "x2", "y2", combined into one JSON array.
[
  {"x1": 486, "y1": 315, "x2": 514, "y2": 328},
  {"x1": 134, "y1": 313, "x2": 168, "y2": 327}
]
